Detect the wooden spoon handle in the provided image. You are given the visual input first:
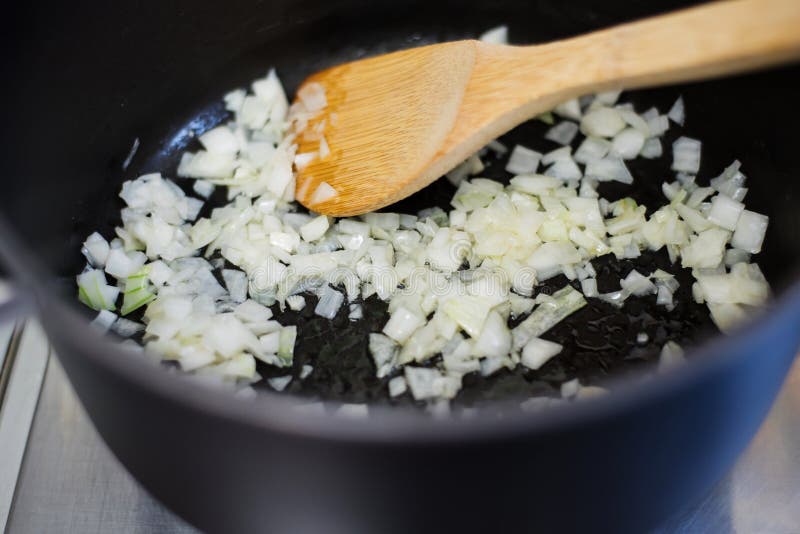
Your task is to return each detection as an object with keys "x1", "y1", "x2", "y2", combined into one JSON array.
[
  {"x1": 445, "y1": 0, "x2": 800, "y2": 174},
  {"x1": 513, "y1": 0, "x2": 800, "y2": 94}
]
